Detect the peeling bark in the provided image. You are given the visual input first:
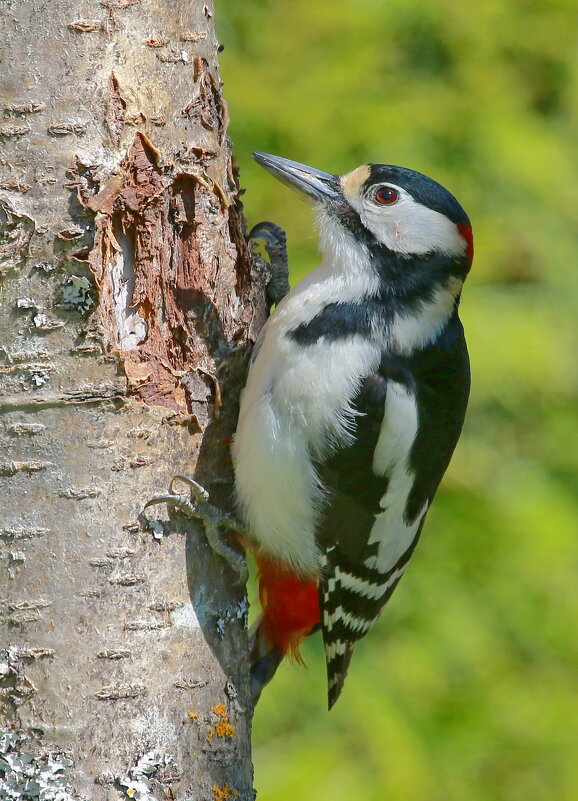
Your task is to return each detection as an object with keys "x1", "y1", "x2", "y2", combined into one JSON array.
[{"x1": 0, "y1": 1, "x2": 266, "y2": 799}]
